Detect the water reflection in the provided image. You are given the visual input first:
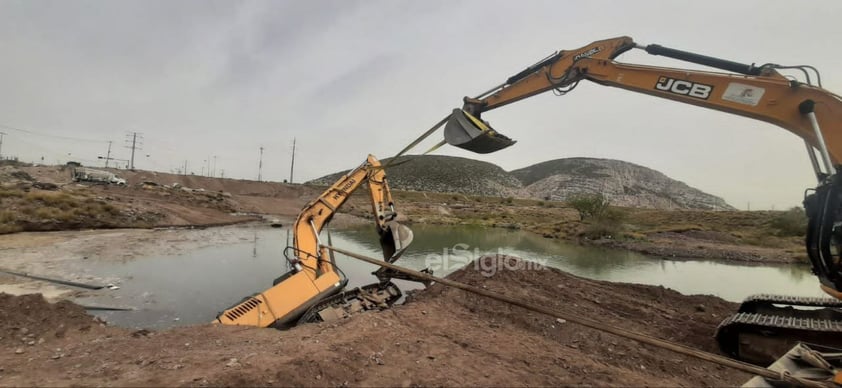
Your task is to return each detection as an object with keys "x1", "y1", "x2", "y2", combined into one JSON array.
[
  {"x1": 338, "y1": 224, "x2": 823, "y2": 303},
  {"x1": 77, "y1": 224, "x2": 824, "y2": 329}
]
